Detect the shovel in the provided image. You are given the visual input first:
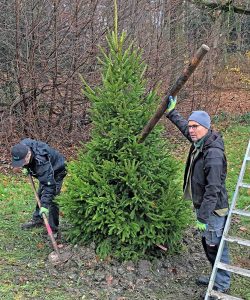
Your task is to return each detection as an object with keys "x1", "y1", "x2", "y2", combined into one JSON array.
[{"x1": 28, "y1": 174, "x2": 72, "y2": 265}]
